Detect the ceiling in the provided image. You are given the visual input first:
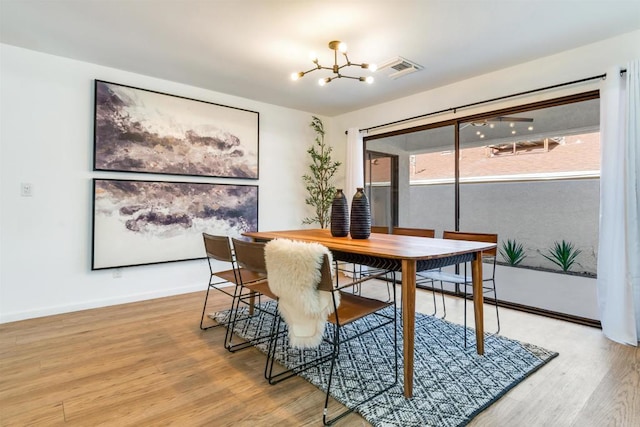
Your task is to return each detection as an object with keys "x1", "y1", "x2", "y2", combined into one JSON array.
[{"x1": 1, "y1": 0, "x2": 639, "y2": 116}]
